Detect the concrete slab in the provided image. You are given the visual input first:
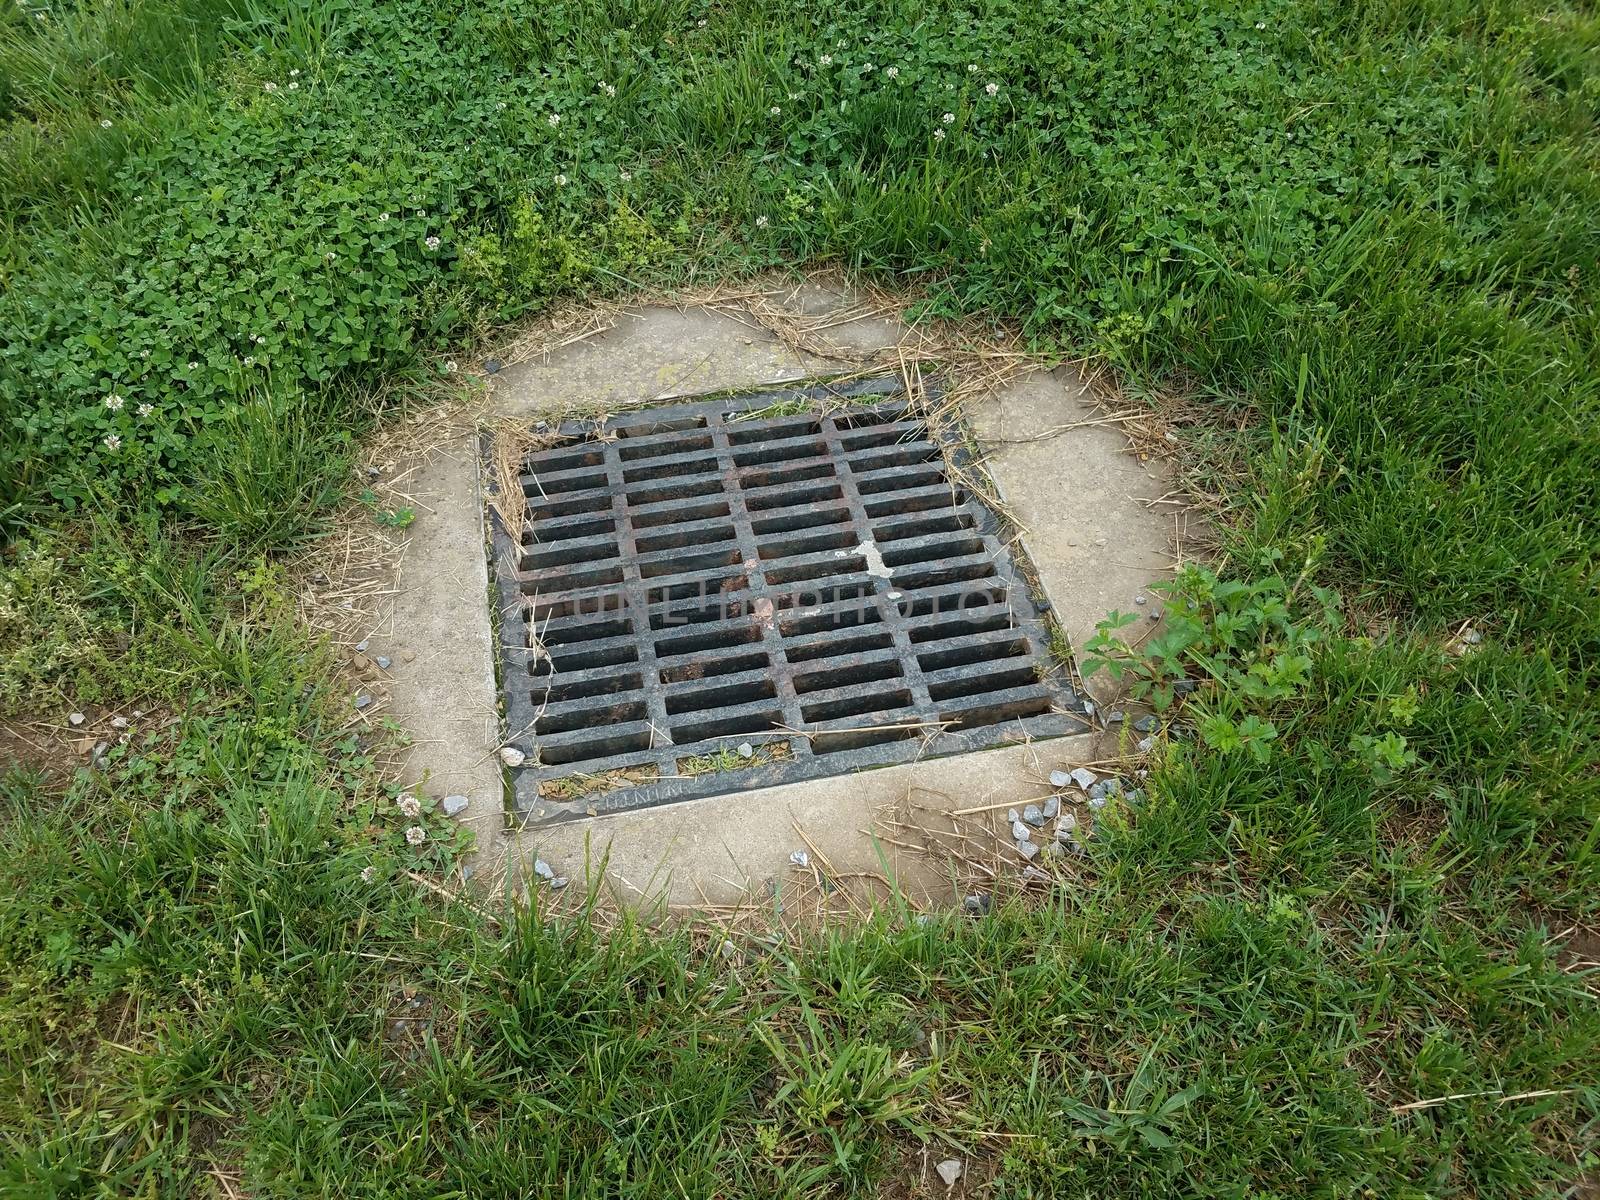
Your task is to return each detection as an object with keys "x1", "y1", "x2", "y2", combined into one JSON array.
[
  {"x1": 509, "y1": 736, "x2": 1097, "y2": 909},
  {"x1": 371, "y1": 278, "x2": 1186, "y2": 903},
  {"x1": 968, "y1": 369, "x2": 1176, "y2": 704}
]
